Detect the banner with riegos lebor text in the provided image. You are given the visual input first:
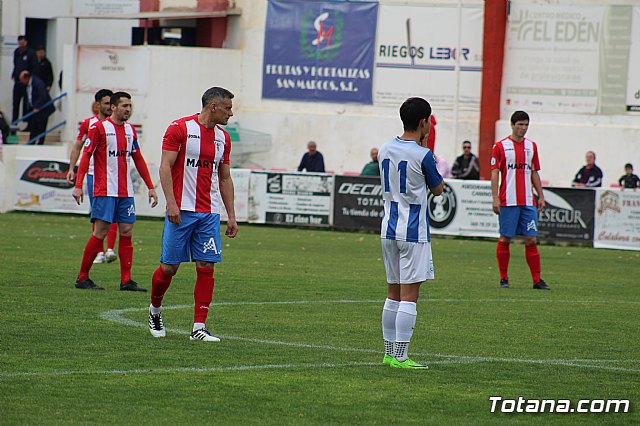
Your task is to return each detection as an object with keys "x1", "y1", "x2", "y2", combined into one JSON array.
[
  {"x1": 262, "y1": 0, "x2": 378, "y2": 104},
  {"x1": 374, "y1": 4, "x2": 483, "y2": 110},
  {"x1": 249, "y1": 171, "x2": 333, "y2": 226}
]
